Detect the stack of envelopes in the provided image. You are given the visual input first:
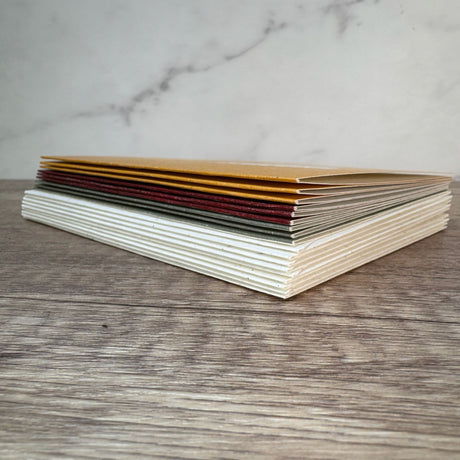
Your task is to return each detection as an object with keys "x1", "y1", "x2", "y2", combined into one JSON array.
[{"x1": 21, "y1": 156, "x2": 452, "y2": 298}]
